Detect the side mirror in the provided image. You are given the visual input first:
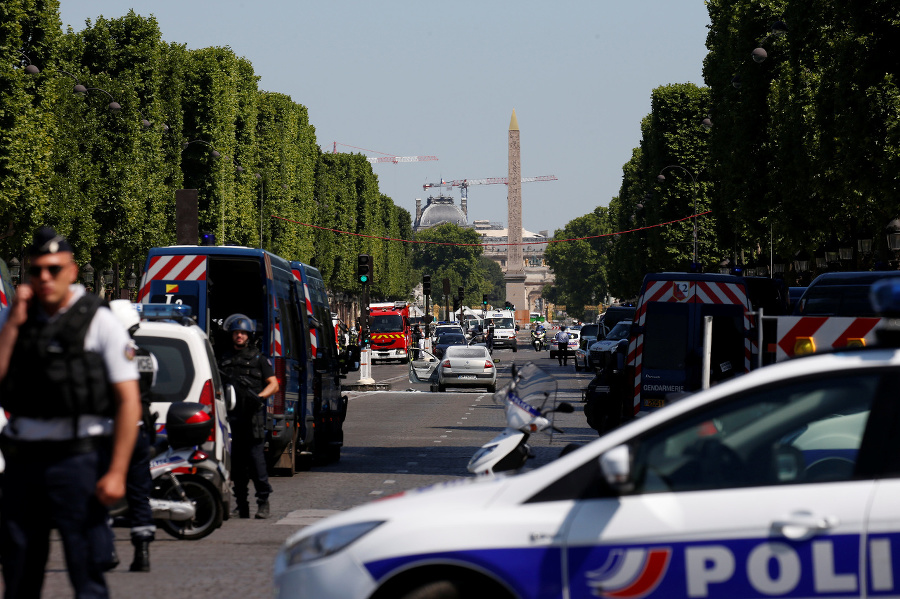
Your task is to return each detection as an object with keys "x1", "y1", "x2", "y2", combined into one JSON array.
[
  {"x1": 600, "y1": 444, "x2": 634, "y2": 493},
  {"x1": 224, "y1": 384, "x2": 237, "y2": 412},
  {"x1": 313, "y1": 356, "x2": 329, "y2": 374}
]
